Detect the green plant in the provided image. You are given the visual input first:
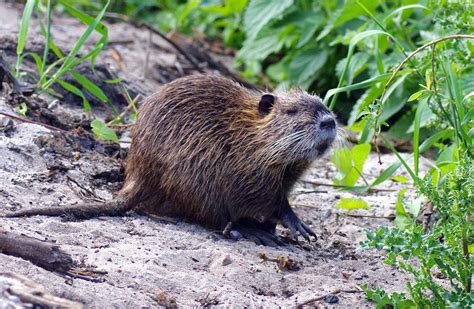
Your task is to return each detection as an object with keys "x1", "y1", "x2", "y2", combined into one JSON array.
[
  {"x1": 16, "y1": 0, "x2": 113, "y2": 113},
  {"x1": 14, "y1": 102, "x2": 28, "y2": 117},
  {"x1": 14, "y1": 0, "x2": 128, "y2": 142},
  {"x1": 90, "y1": 119, "x2": 118, "y2": 142},
  {"x1": 361, "y1": 160, "x2": 473, "y2": 307}
]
